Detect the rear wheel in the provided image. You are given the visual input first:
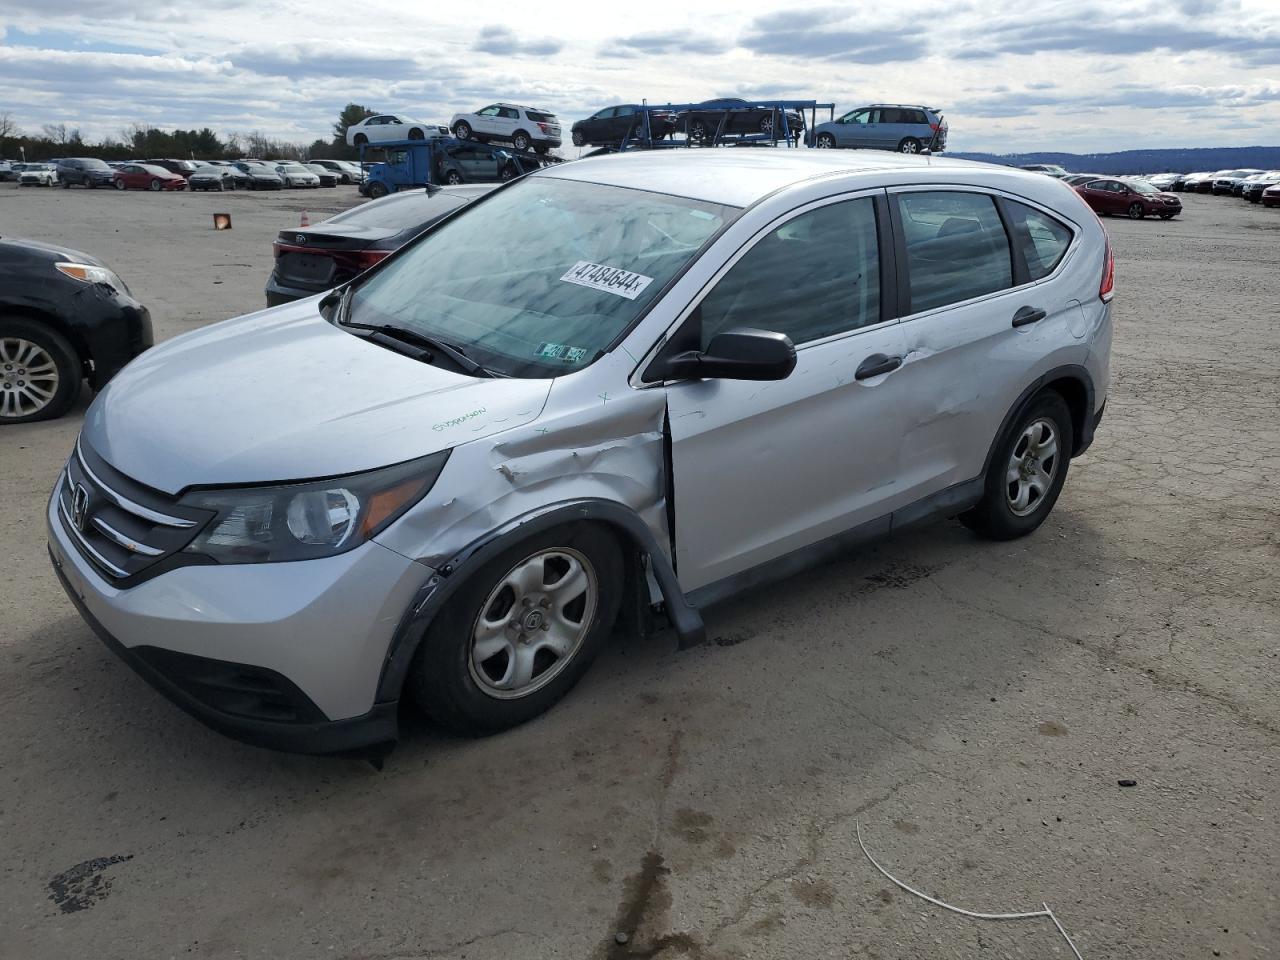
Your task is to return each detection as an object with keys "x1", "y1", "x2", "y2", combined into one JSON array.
[
  {"x1": 408, "y1": 523, "x2": 623, "y2": 735},
  {"x1": 961, "y1": 392, "x2": 1073, "y2": 540},
  {"x1": 689, "y1": 120, "x2": 709, "y2": 144},
  {"x1": 571, "y1": 130, "x2": 585, "y2": 147},
  {"x1": 444, "y1": 170, "x2": 463, "y2": 185},
  {"x1": 897, "y1": 137, "x2": 922, "y2": 154},
  {"x1": 453, "y1": 121, "x2": 472, "y2": 140},
  {"x1": 1128, "y1": 202, "x2": 1145, "y2": 219},
  {"x1": 500, "y1": 163, "x2": 517, "y2": 181},
  {"x1": 0, "y1": 318, "x2": 82, "y2": 424},
  {"x1": 354, "y1": 133, "x2": 368, "y2": 146},
  {"x1": 816, "y1": 132, "x2": 836, "y2": 149},
  {"x1": 114, "y1": 179, "x2": 125, "y2": 190}
]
